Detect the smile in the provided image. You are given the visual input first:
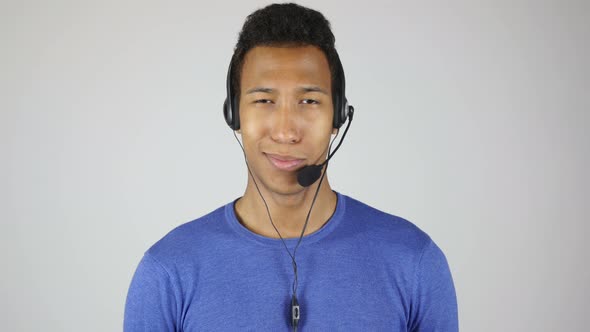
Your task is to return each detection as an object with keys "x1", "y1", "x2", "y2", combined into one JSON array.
[{"x1": 265, "y1": 153, "x2": 306, "y2": 171}]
